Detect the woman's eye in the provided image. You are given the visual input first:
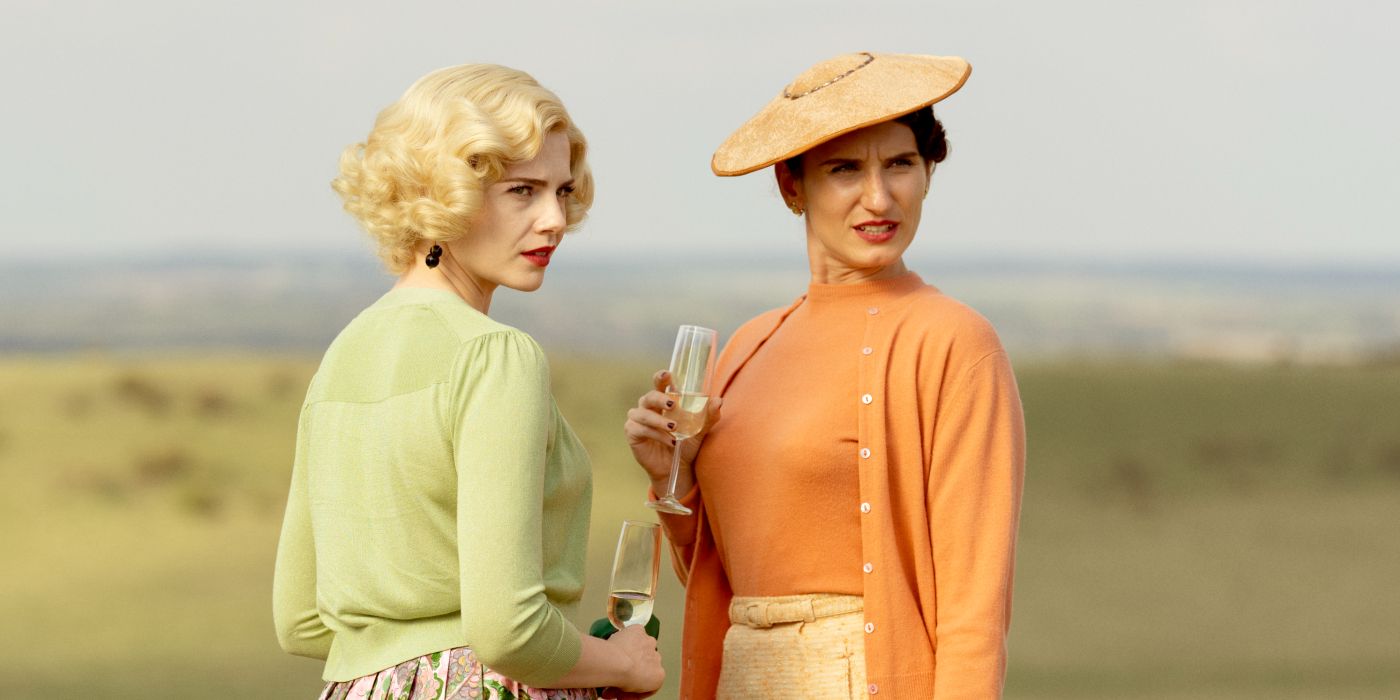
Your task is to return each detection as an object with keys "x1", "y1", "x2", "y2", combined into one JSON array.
[
  {"x1": 558, "y1": 186, "x2": 575, "y2": 198},
  {"x1": 830, "y1": 163, "x2": 856, "y2": 174},
  {"x1": 509, "y1": 185, "x2": 533, "y2": 196},
  {"x1": 889, "y1": 158, "x2": 914, "y2": 168}
]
